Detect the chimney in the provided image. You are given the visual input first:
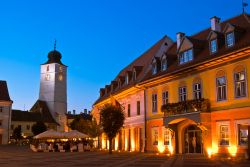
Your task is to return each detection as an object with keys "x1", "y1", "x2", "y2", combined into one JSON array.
[
  {"x1": 176, "y1": 32, "x2": 185, "y2": 49},
  {"x1": 73, "y1": 110, "x2": 76, "y2": 115},
  {"x1": 210, "y1": 16, "x2": 221, "y2": 32}
]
